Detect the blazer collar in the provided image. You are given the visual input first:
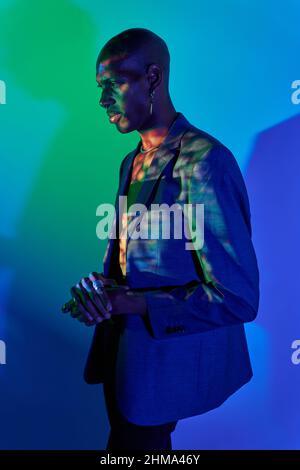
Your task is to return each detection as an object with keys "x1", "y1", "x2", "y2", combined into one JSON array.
[{"x1": 118, "y1": 111, "x2": 191, "y2": 204}]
